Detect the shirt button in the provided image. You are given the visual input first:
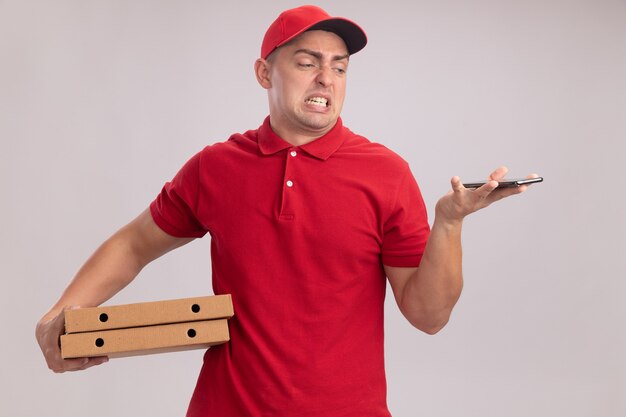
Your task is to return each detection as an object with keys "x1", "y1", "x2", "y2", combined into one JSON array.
[
  {"x1": 286, "y1": 180, "x2": 294, "y2": 187},
  {"x1": 290, "y1": 151, "x2": 297, "y2": 157}
]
